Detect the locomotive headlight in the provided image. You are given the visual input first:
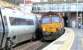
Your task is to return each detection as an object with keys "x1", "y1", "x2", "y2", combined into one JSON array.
[{"x1": 43, "y1": 28, "x2": 45, "y2": 31}]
